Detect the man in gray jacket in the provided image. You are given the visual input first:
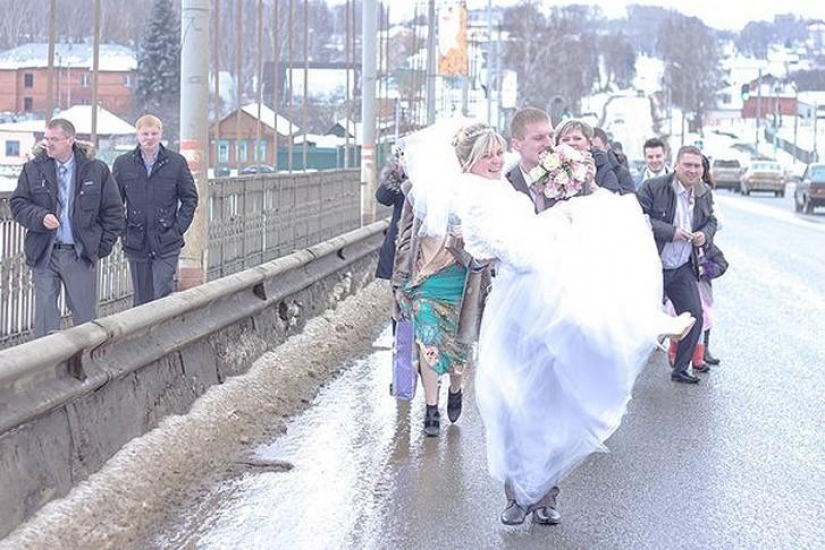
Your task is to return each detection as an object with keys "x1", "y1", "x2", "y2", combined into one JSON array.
[
  {"x1": 637, "y1": 145, "x2": 717, "y2": 384},
  {"x1": 11, "y1": 118, "x2": 124, "y2": 337}
]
